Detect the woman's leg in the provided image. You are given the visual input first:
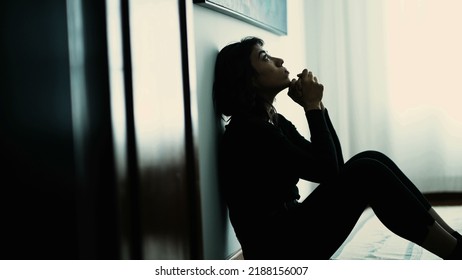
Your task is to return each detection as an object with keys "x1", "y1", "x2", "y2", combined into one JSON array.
[
  {"x1": 294, "y1": 153, "x2": 459, "y2": 259},
  {"x1": 350, "y1": 150, "x2": 462, "y2": 258},
  {"x1": 350, "y1": 151, "x2": 460, "y2": 238}
]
